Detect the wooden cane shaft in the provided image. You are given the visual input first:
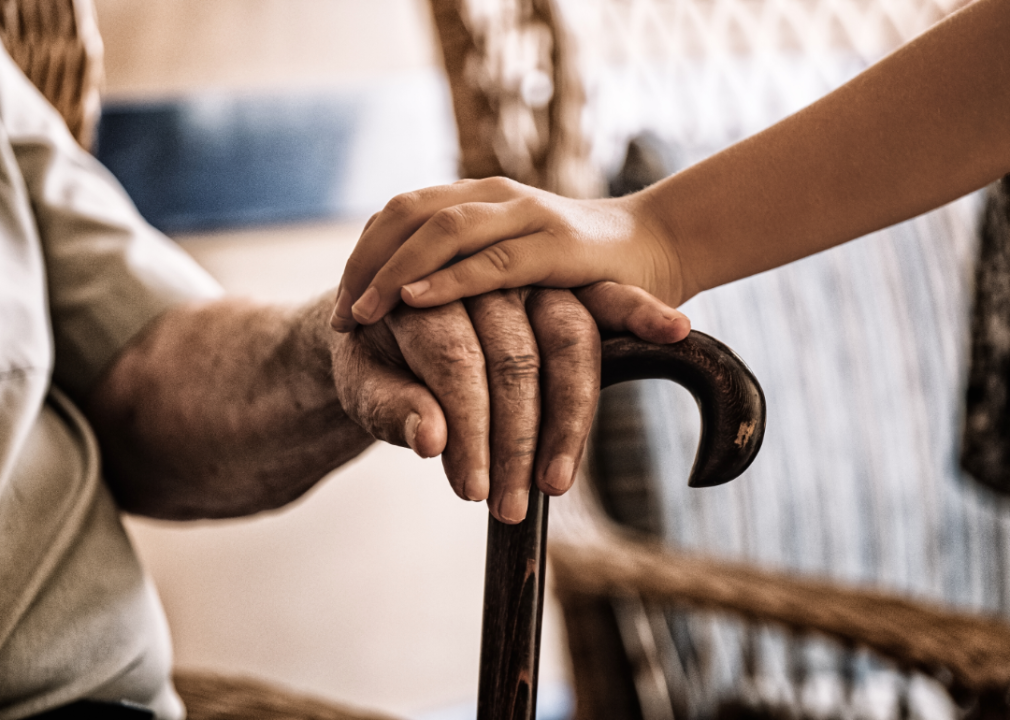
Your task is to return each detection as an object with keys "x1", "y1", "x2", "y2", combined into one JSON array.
[{"x1": 477, "y1": 489, "x2": 549, "y2": 720}]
